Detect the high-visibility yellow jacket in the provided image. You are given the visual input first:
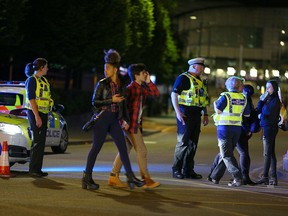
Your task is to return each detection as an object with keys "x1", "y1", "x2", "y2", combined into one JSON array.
[
  {"x1": 213, "y1": 92, "x2": 246, "y2": 126},
  {"x1": 26, "y1": 75, "x2": 53, "y2": 114},
  {"x1": 178, "y1": 72, "x2": 209, "y2": 107}
]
